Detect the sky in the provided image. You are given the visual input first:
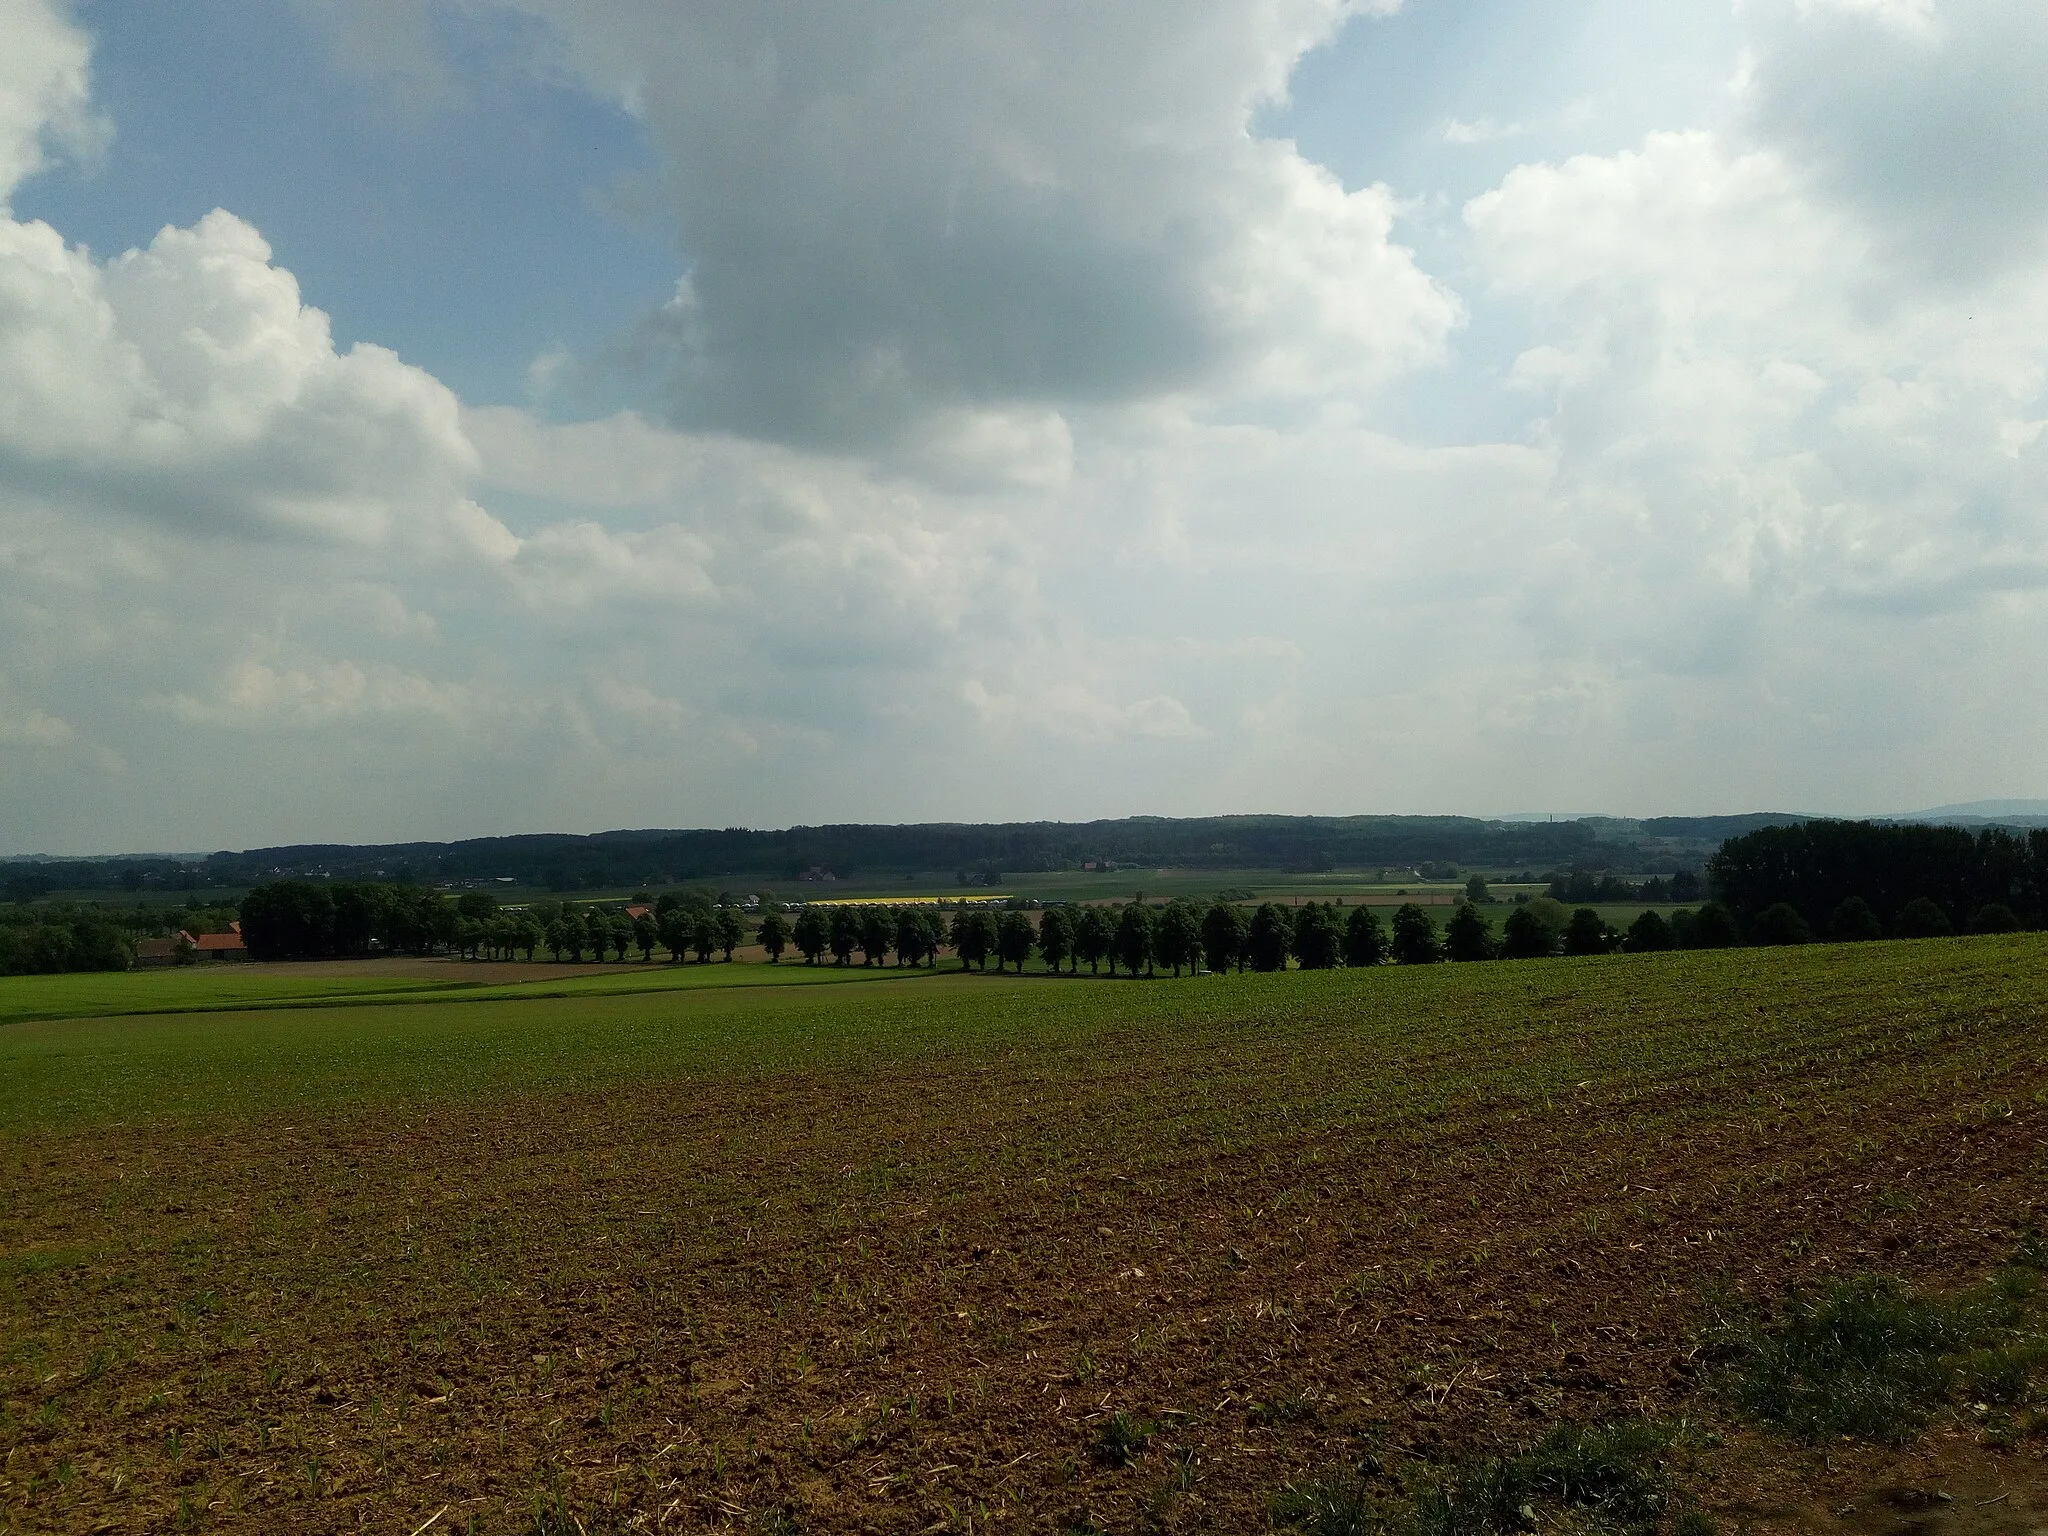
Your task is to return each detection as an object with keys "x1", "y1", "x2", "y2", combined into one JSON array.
[{"x1": 2, "y1": 0, "x2": 2047, "y2": 854}]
